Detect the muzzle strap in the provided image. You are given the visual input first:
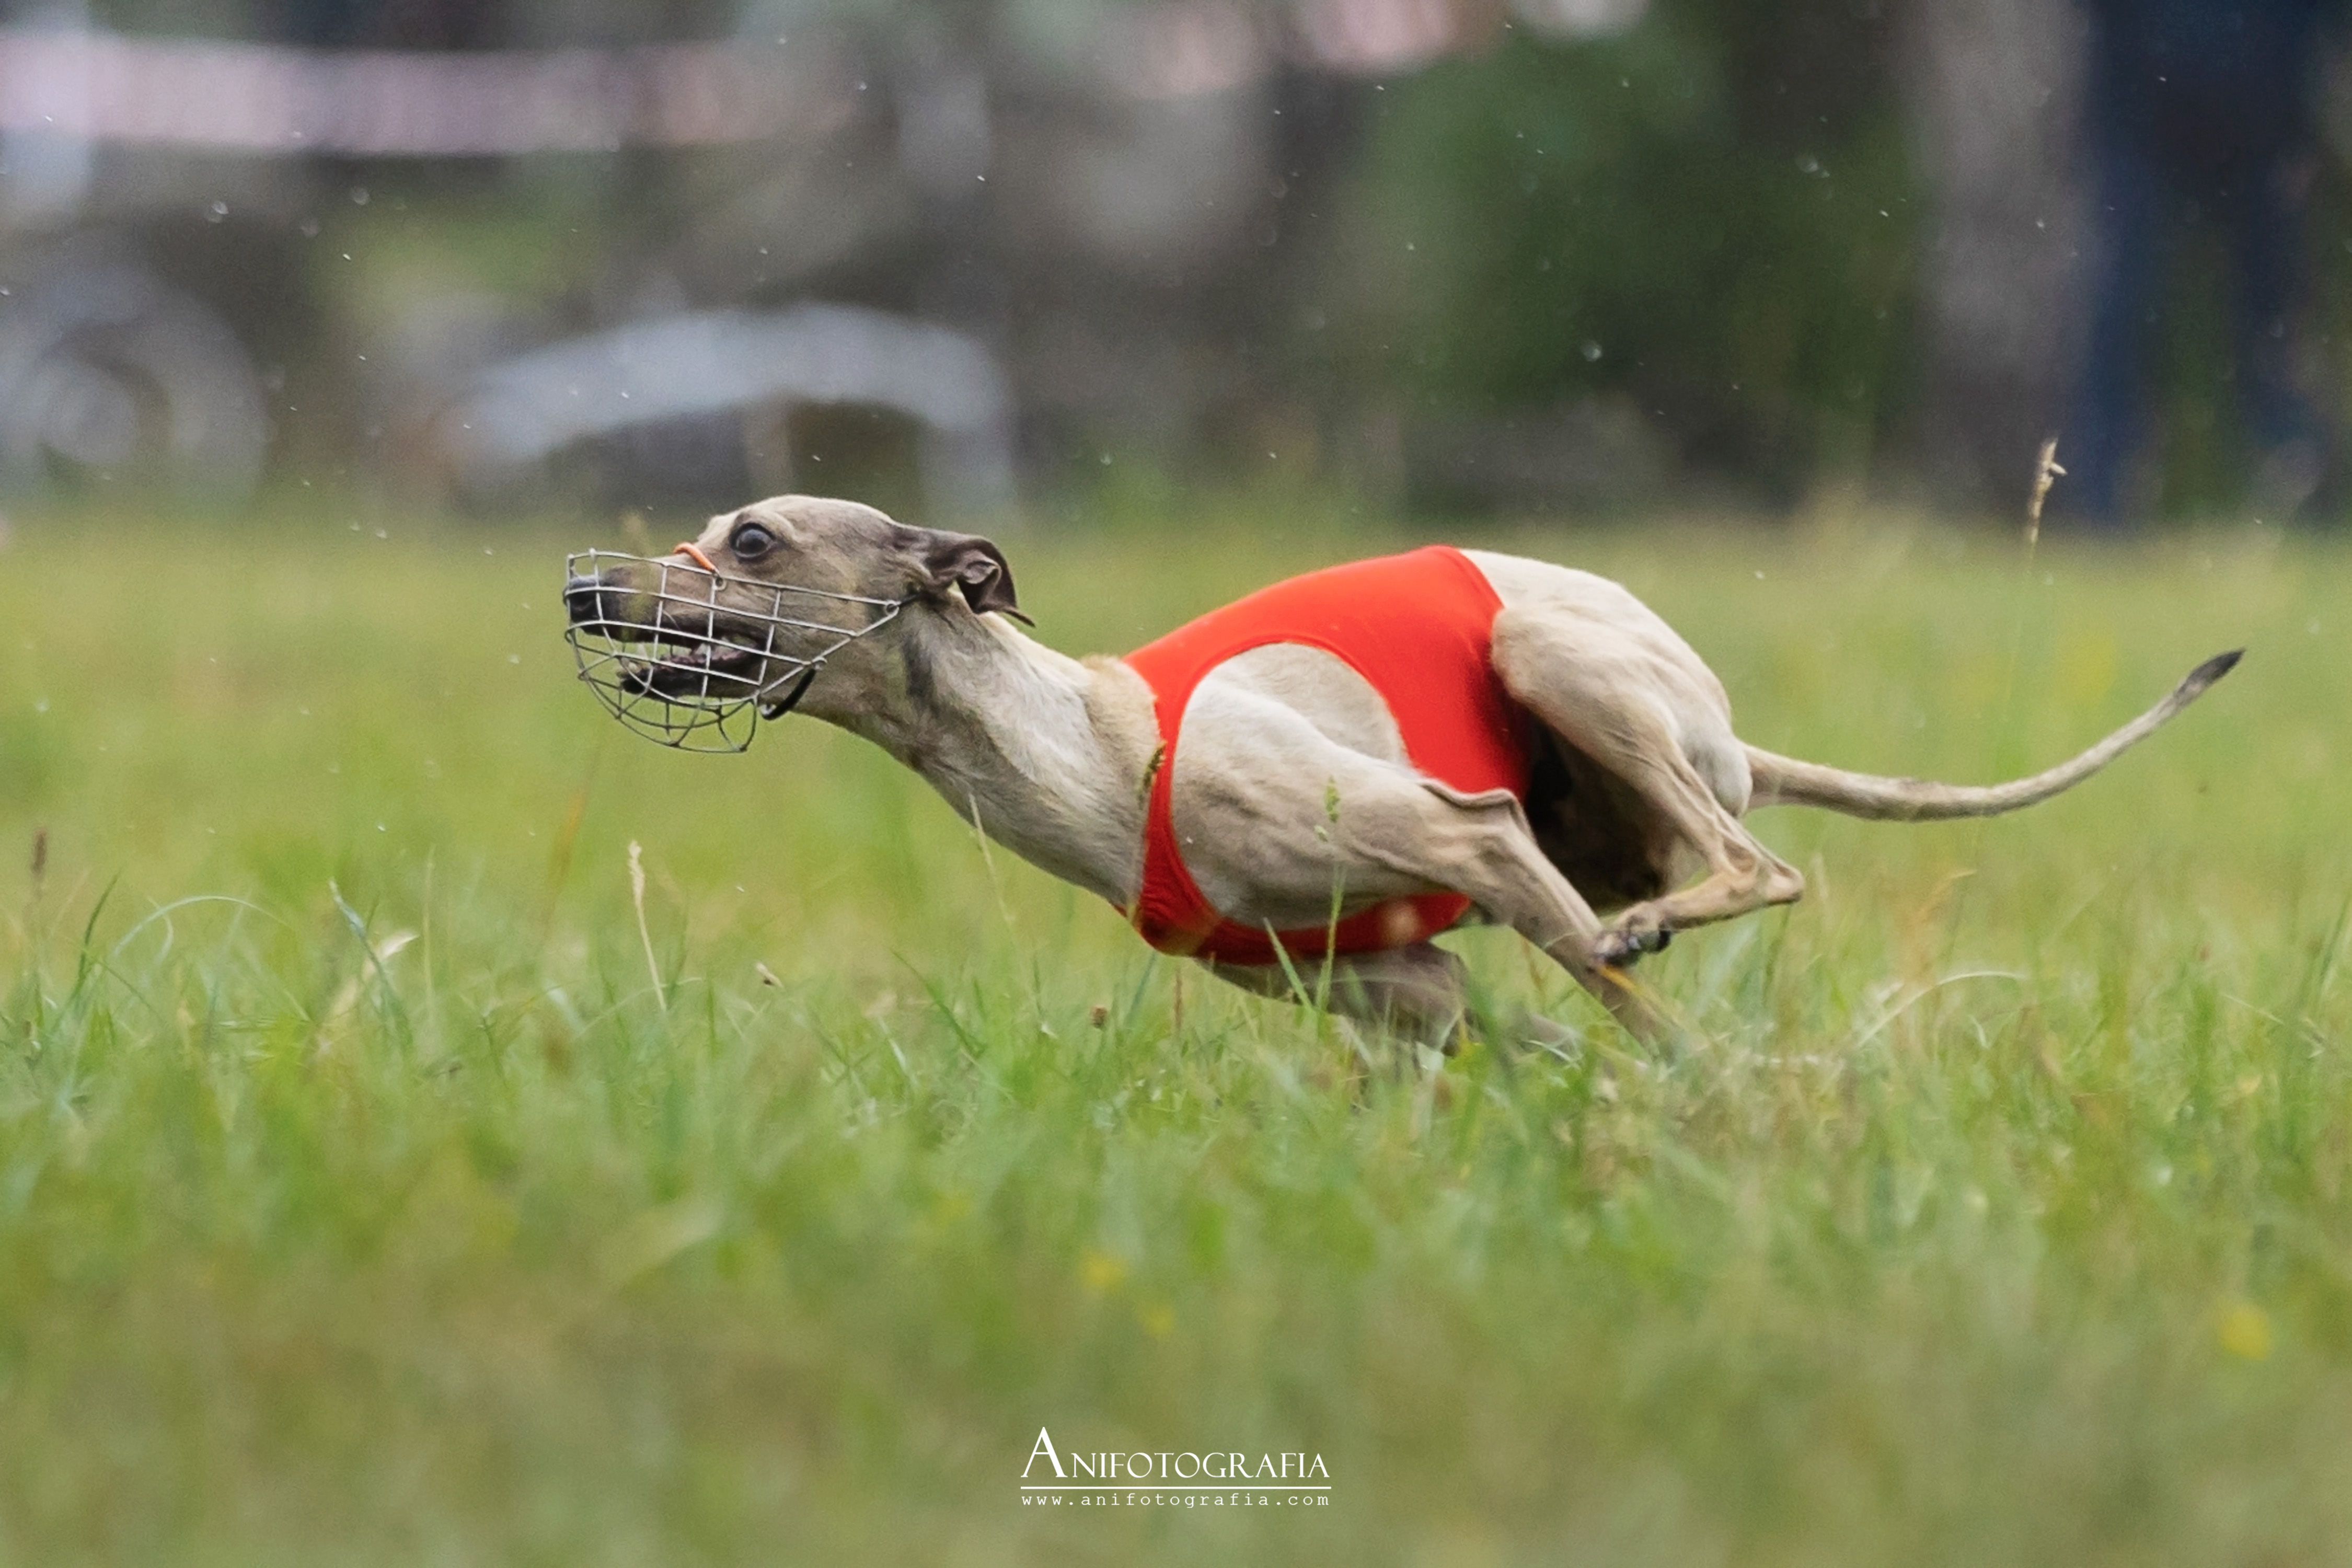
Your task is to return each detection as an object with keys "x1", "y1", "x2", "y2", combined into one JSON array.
[{"x1": 756, "y1": 663, "x2": 823, "y2": 721}]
